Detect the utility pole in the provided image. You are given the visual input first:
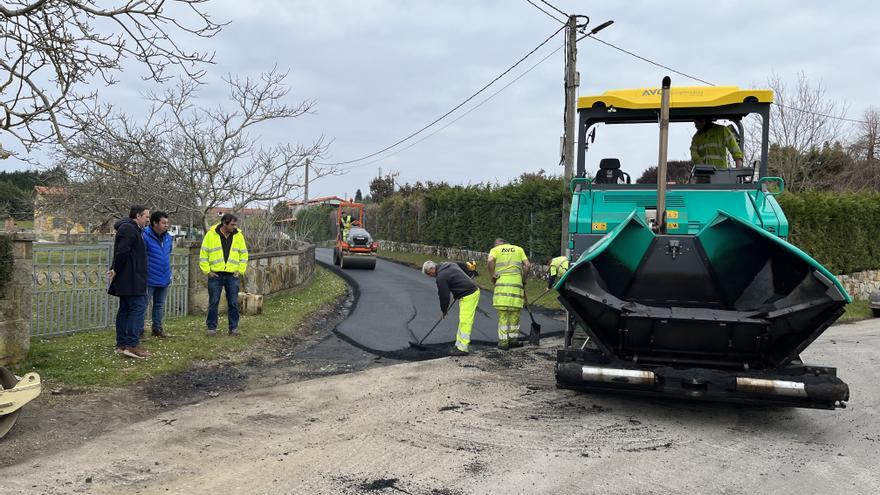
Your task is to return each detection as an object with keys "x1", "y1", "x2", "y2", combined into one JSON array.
[
  {"x1": 303, "y1": 159, "x2": 310, "y2": 208},
  {"x1": 560, "y1": 14, "x2": 577, "y2": 255},
  {"x1": 559, "y1": 18, "x2": 613, "y2": 255}
]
